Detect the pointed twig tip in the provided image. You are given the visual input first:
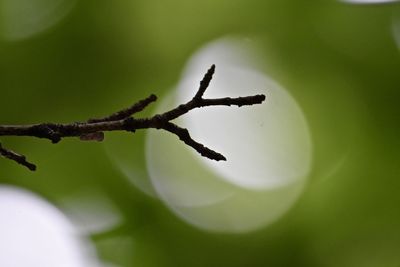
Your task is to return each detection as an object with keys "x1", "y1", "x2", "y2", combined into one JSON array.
[
  {"x1": 217, "y1": 154, "x2": 227, "y2": 161},
  {"x1": 194, "y1": 64, "x2": 216, "y2": 100},
  {"x1": 0, "y1": 66, "x2": 266, "y2": 171},
  {"x1": 0, "y1": 143, "x2": 37, "y2": 171},
  {"x1": 258, "y1": 94, "x2": 266, "y2": 102},
  {"x1": 207, "y1": 64, "x2": 216, "y2": 77},
  {"x1": 28, "y1": 164, "x2": 37, "y2": 171}
]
